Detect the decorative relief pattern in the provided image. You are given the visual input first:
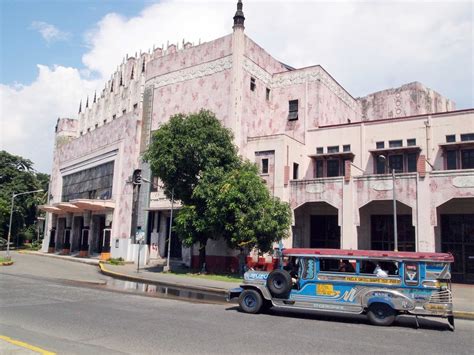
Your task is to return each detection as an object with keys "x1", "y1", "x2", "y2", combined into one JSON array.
[
  {"x1": 242, "y1": 58, "x2": 357, "y2": 111},
  {"x1": 452, "y1": 176, "x2": 474, "y2": 188},
  {"x1": 147, "y1": 56, "x2": 233, "y2": 89}
]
